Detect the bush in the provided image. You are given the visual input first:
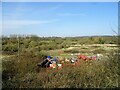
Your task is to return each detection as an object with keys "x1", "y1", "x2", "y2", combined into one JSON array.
[
  {"x1": 3, "y1": 45, "x2": 18, "y2": 52},
  {"x1": 92, "y1": 48, "x2": 106, "y2": 53},
  {"x1": 64, "y1": 49, "x2": 79, "y2": 53},
  {"x1": 2, "y1": 49, "x2": 118, "y2": 88},
  {"x1": 2, "y1": 50, "x2": 48, "y2": 88},
  {"x1": 2, "y1": 36, "x2": 119, "y2": 88},
  {"x1": 98, "y1": 38, "x2": 105, "y2": 44}
]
